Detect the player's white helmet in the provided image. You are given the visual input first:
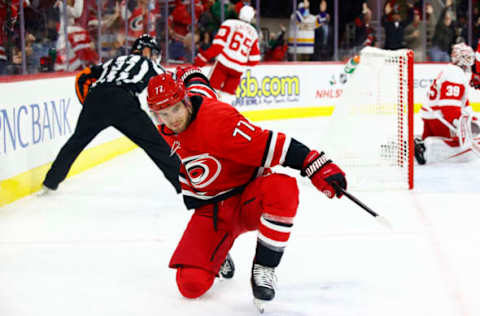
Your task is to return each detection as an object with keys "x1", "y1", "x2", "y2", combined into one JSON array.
[
  {"x1": 451, "y1": 43, "x2": 474, "y2": 67},
  {"x1": 239, "y1": 5, "x2": 255, "y2": 23}
]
